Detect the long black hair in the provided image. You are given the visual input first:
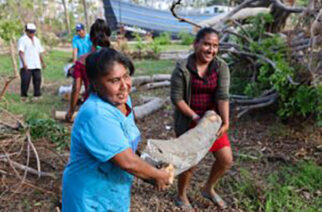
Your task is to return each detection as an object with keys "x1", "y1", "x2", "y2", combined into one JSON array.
[
  {"x1": 86, "y1": 48, "x2": 134, "y2": 85},
  {"x1": 89, "y1": 18, "x2": 111, "y2": 47}
]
